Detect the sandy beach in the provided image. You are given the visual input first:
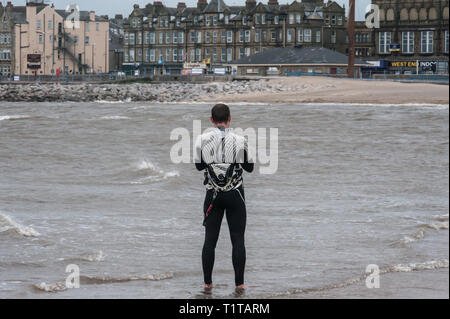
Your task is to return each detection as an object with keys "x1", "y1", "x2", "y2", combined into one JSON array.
[{"x1": 202, "y1": 76, "x2": 449, "y2": 105}]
